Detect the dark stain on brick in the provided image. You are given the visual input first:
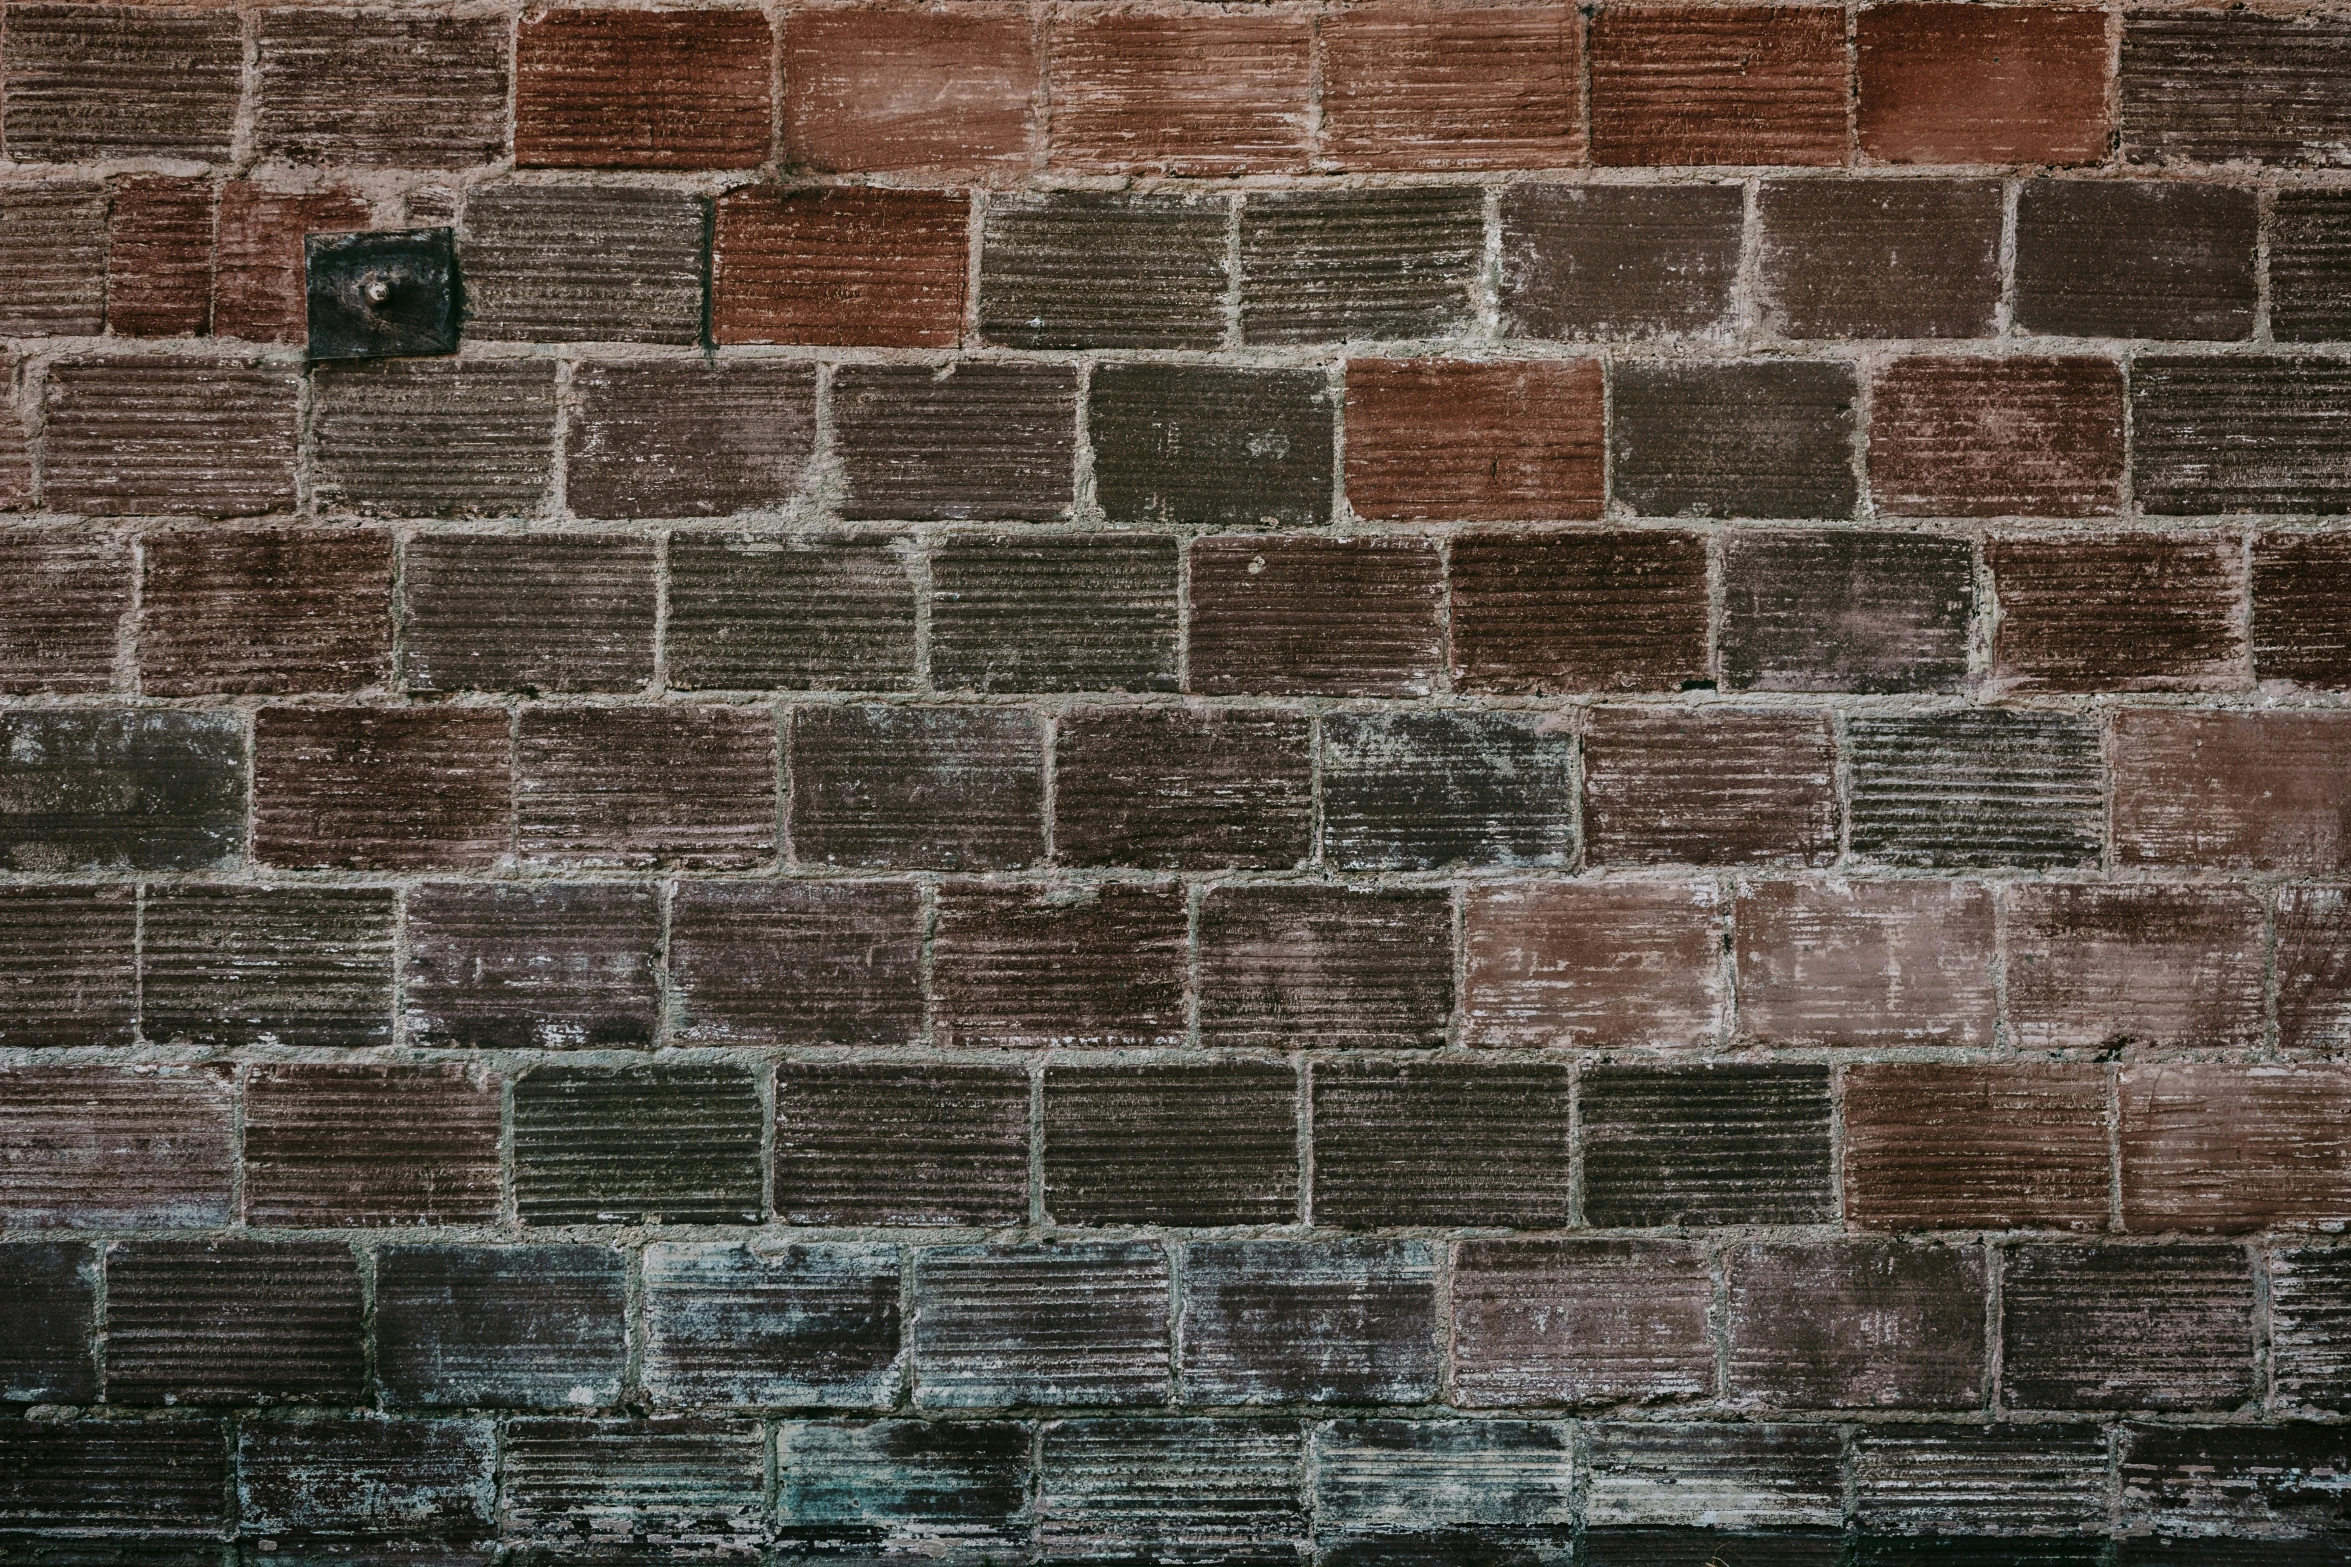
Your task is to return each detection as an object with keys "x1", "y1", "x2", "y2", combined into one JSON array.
[
  {"x1": 1189, "y1": 536, "x2": 1445, "y2": 698},
  {"x1": 1199, "y1": 884, "x2": 1454, "y2": 1050},
  {"x1": 0, "y1": 887, "x2": 137, "y2": 1047},
  {"x1": 1045, "y1": 1060, "x2": 1300, "y2": 1227},
  {"x1": 1090, "y1": 364, "x2": 1335, "y2": 526},
  {"x1": 783, "y1": 1419, "x2": 1032, "y2": 1555},
  {"x1": 833, "y1": 362, "x2": 1079, "y2": 522},
  {"x1": 2119, "y1": 1422, "x2": 2351, "y2": 1537},
  {"x1": 642, "y1": 1240, "x2": 901, "y2": 1408},
  {"x1": 2271, "y1": 1247, "x2": 2351, "y2": 1413},
  {"x1": 1312, "y1": 1059, "x2": 1573, "y2": 1230},
  {"x1": 672, "y1": 881, "x2": 924, "y2": 1046},
  {"x1": 406, "y1": 881, "x2": 659, "y2": 1050},
  {"x1": 143, "y1": 886, "x2": 395, "y2": 1046},
  {"x1": 1239, "y1": 187, "x2": 1484, "y2": 343},
  {"x1": 1842, "y1": 1064, "x2": 2110, "y2": 1233},
  {"x1": 1318, "y1": 1419, "x2": 1574, "y2": 1549},
  {"x1": 237, "y1": 1418, "x2": 494, "y2": 1544},
  {"x1": 255, "y1": 9, "x2": 511, "y2": 167},
  {"x1": 0, "y1": 1419, "x2": 229, "y2": 1540},
  {"x1": 2002, "y1": 1245, "x2": 2255, "y2": 1412},
  {"x1": 1989, "y1": 531, "x2": 2247, "y2": 692},
  {"x1": 1582, "y1": 1064, "x2": 1835, "y2": 1228},
  {"x1": 567, "y1": 360, "x2": 818, "y2": 519},
  {"x1": 2121, "y1": 11, "x2": 2351, "y2": 167},
  {"x1": 1182, "y1": 1239, "x2": 1440, "y2": 1405},
  {"x1": 1055, "y1": 704, "x2": 1314, "y2": 870},
  {"x1": 1722, "y1": 529, "x2": 1974, "y2": 693},
  {"x1": 2132, "y1": 357, "x2": 2351, "y2": 517},
  {"x1": 518, "y1": 705, "x2": 774, "y2": 870},
  {"x1": 1323, "y1": 710, "x2": 1578, "y2": 871},
  {"x1": 0, "y1": 1241, "x2": 95, "y2": 1404},
  {"x1": 932, "y1": 533, "x2": 1180, "y2": 693},
  {"x1": 2273, "y1": 190, "x2": 2351, "y2": 342},
  {"x1": 912, "y1": 1243, "x2": 1172, "y2": 1407},
  {"x1": 500, "y1": 1416, "x2": 768, "y2": 1556},
  {"x1": 106, "y1": 1240, "x2": 364, "y2": 1406},
  {"x1": 1846, "y1": 710, "x2": 2104, "y2": 869},
  {"x1": 374, "y1": 1244, "x2": 628, "y2": 1410},
  {"x1": 1853, "y1": 1425, "x2": 2109, "y2": 1537},
  {"x1": 402, "y1": 534, "x2": 656, "y2": 694},
  {"x1": 778, "y1": 1061, "x2": 1029, "y2": 1227},
  {"x1": 2256, "y1": 531, "x2": 2351, "y2": 689},
  {"x1": 514, "y1": 1064, "x2": 765, "y2": 1227},
  {"x1": 980, "y1": 190, "x2": 1230, "y2": 350},
  {"x1": 1611, "y1": 360, "x2": 1858, "y2": 520}
]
